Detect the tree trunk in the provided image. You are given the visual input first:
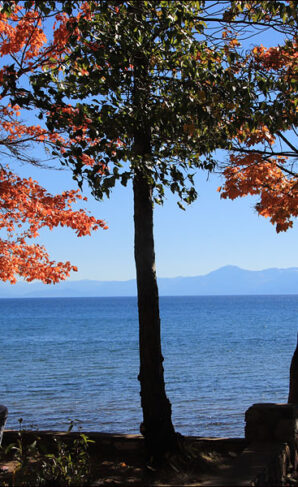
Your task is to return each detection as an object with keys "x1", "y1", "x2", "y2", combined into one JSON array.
[
  {"x1": 133, "y1": 170, "x2": 177, "y2": 459},
  {"x1": 288, "y1": 334, "x2": 298, "y2": 403}
]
